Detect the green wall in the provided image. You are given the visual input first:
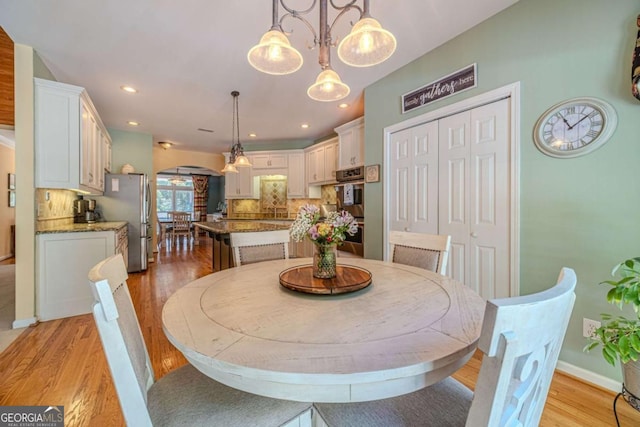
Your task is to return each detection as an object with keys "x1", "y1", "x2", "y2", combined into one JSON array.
[
  {"x1": 107, "y1": 128, "x2": 153, "y2": 177},
  {"x1": 364, "y1": 0, "x2": 640, "y2": 382}
]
